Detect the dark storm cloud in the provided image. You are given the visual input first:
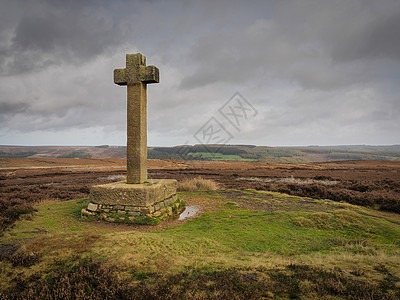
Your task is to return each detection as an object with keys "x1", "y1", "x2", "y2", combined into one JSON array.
[
  {"x1": 331, "y1": 9, "x2": 400, "y2": 62},
  {"x1": 0, "y1": 101, "x2": 28, "y2": 115},
  {"x1": 180, "y1": 0, "x2": 400, "y2": 91},
  {"x1": 0, "y1": 0, "x2": 125, "y2": 75}
]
